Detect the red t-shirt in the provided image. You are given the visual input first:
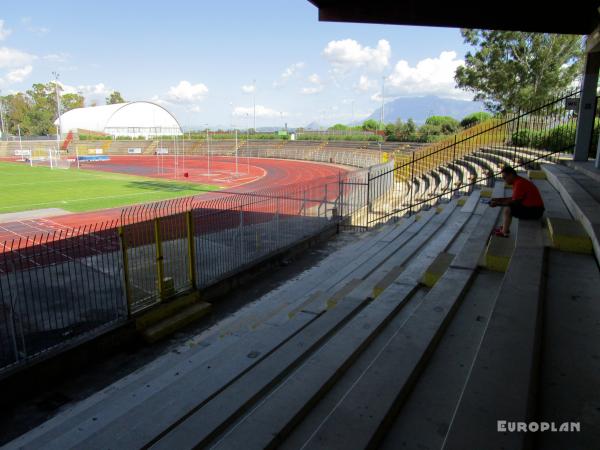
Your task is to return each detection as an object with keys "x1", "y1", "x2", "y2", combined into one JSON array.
[{"x1": 512, "y1": 176, "x2": 544, "y2": 208}]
